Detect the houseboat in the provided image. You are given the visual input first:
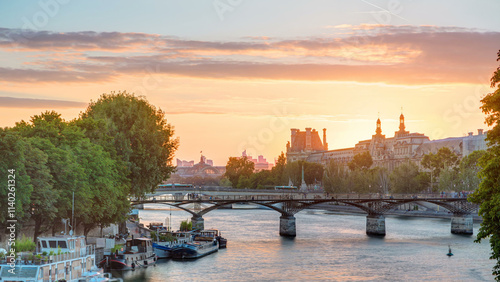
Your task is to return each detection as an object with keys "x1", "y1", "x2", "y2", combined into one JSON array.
[
  {"x1": 153, "y1": 231, "x2": 193, "y2": 259},
  {"x1": 171, "y1": 234, "x2": 219, "y2": 259},
  {"x1": 194, "y1": 229, "x2": 227, "y2": 249},
  {"x1": 0, "y1": 235, "x2": 102, "y2": 282},
  {"x1": 99, "y1": 238, "x2": 157, "y2": 271}
]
